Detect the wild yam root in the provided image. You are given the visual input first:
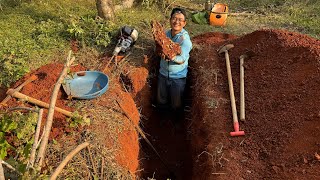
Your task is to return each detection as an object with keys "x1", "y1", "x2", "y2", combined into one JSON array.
[{"x1": 151, "y1": 20, "x2": 181, "y2": 60}]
